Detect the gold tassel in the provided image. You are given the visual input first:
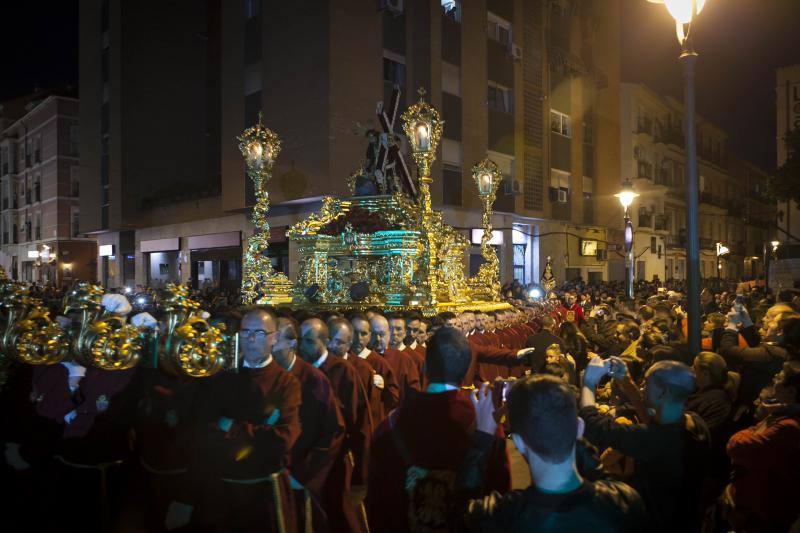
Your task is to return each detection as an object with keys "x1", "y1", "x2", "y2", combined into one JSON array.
[{"x1": 270, "y1": 472, "x2": 287, "y2": 533}]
